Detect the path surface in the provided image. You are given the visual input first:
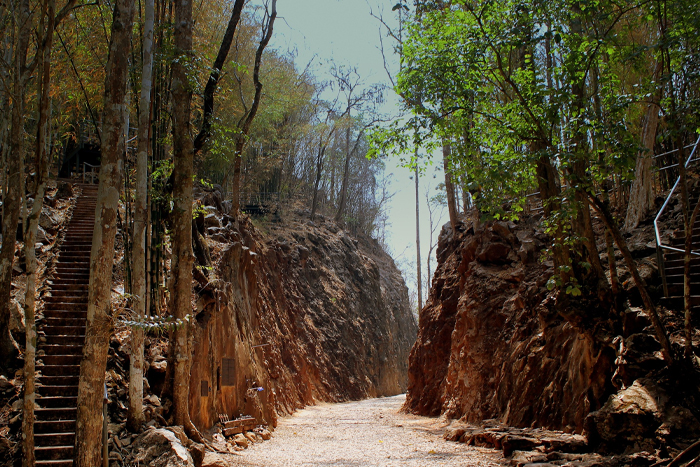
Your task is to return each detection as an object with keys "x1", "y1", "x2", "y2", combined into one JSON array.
[{"x1": 224, "y1": 394, "x2": 505, "y2": 467}]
